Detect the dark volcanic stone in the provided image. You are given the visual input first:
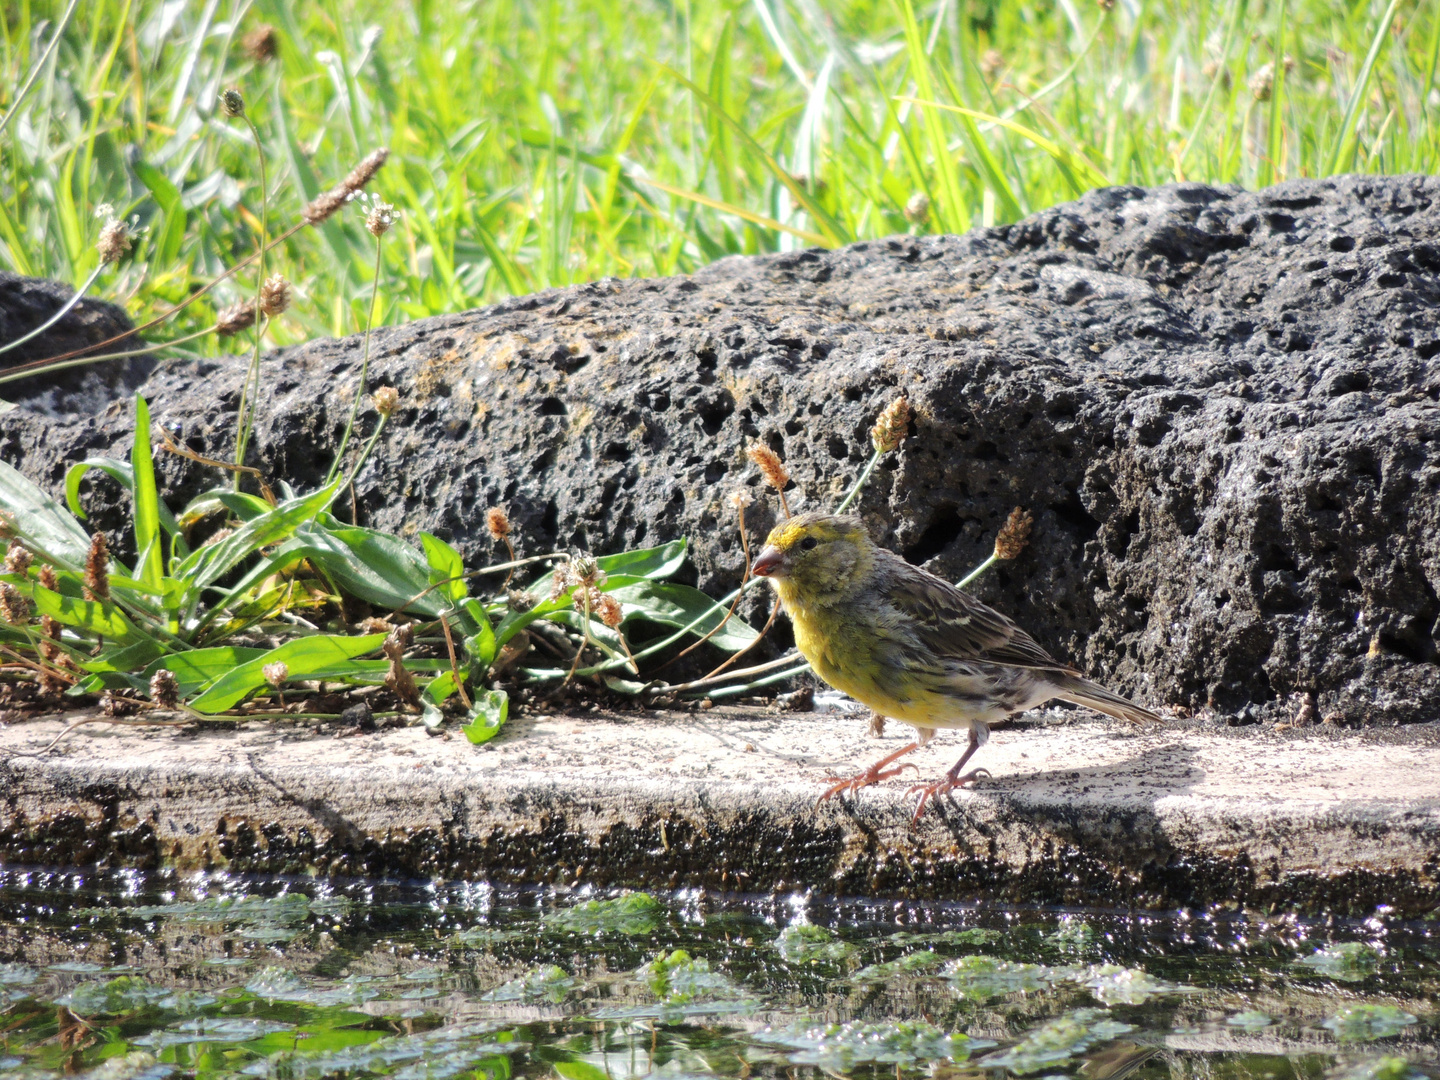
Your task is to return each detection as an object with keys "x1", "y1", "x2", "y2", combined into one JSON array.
[
  {"x1": 3, "y1": 175, "x2": 1438, "y2": 725},
  {"x1": 0, "y1": 271, "x2": 153, "y2": 413}
]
